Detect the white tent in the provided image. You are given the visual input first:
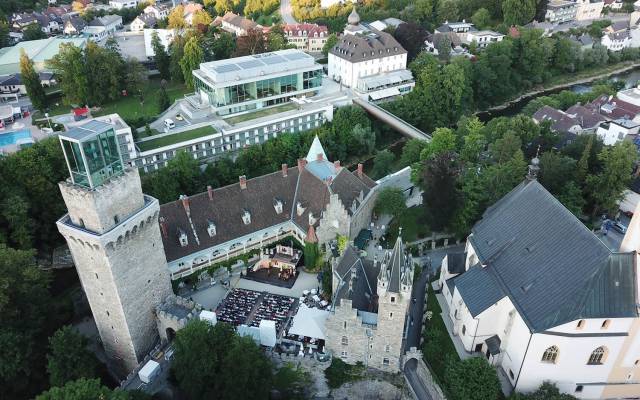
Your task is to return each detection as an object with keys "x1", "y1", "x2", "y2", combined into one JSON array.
[
  {"x1": 200, "y1": 310, "x2": 217, "y2": 325},
  {"x1": 259, "y1": 320, "x2": 277, "y2": 347},
  {"x1": 288, "y1": 304, "x2": 330, "y2": 340}
]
